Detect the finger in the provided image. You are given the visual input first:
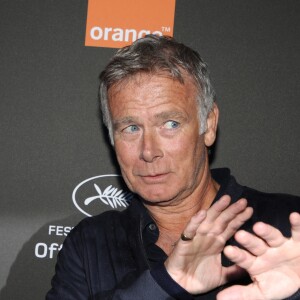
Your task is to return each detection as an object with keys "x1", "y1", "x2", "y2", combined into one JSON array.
[
  {"x1": 222, "y1": 264, "x2": 247, "y2": 285},
  {"x1": 180, "y1": 210, "x2": 207, "y2": 241},
  {"x1": 223, "y1": 245, "x2": 256, "y2": 270},
  {"x1": 233, "y1": 229, "x2": 268, "y2": 256},
  {"x1": 290, "y1": 212, "x2": 300, "y2": 241},
  {"x1": 253, "y1": 222, "x2": 286, "y2": 247},
  {"x1": 223, "y1": 206, "x2": 253, "y2": 240},
  {"x1": 206, "y1": 195, "x2": 232, "y2": 220},
  {"x1": 216, "y1": 198, "x2": 249, "y2": 225},
  {"x1": 217, "y1": 264, "x2": 246, "y2": 287},
  {"x1": 205, "y1": 197, "x2": 248, "y2": 231}
]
